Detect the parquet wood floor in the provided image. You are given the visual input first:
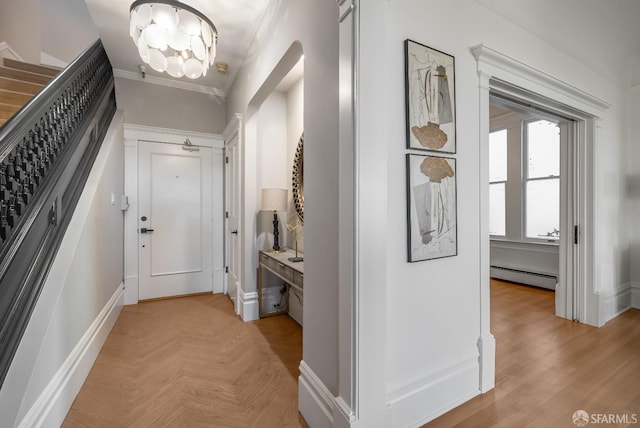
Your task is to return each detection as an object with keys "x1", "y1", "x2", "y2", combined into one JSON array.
[
  {"x1": 63, "y1": 281, "x2": 640, "y2": 428},
  {"x1": 63, "y1": 294, "x2": 308, "y2": 428},
  {"x1": 425, "y1": 279, "x2": 640, "y2": 428}
]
